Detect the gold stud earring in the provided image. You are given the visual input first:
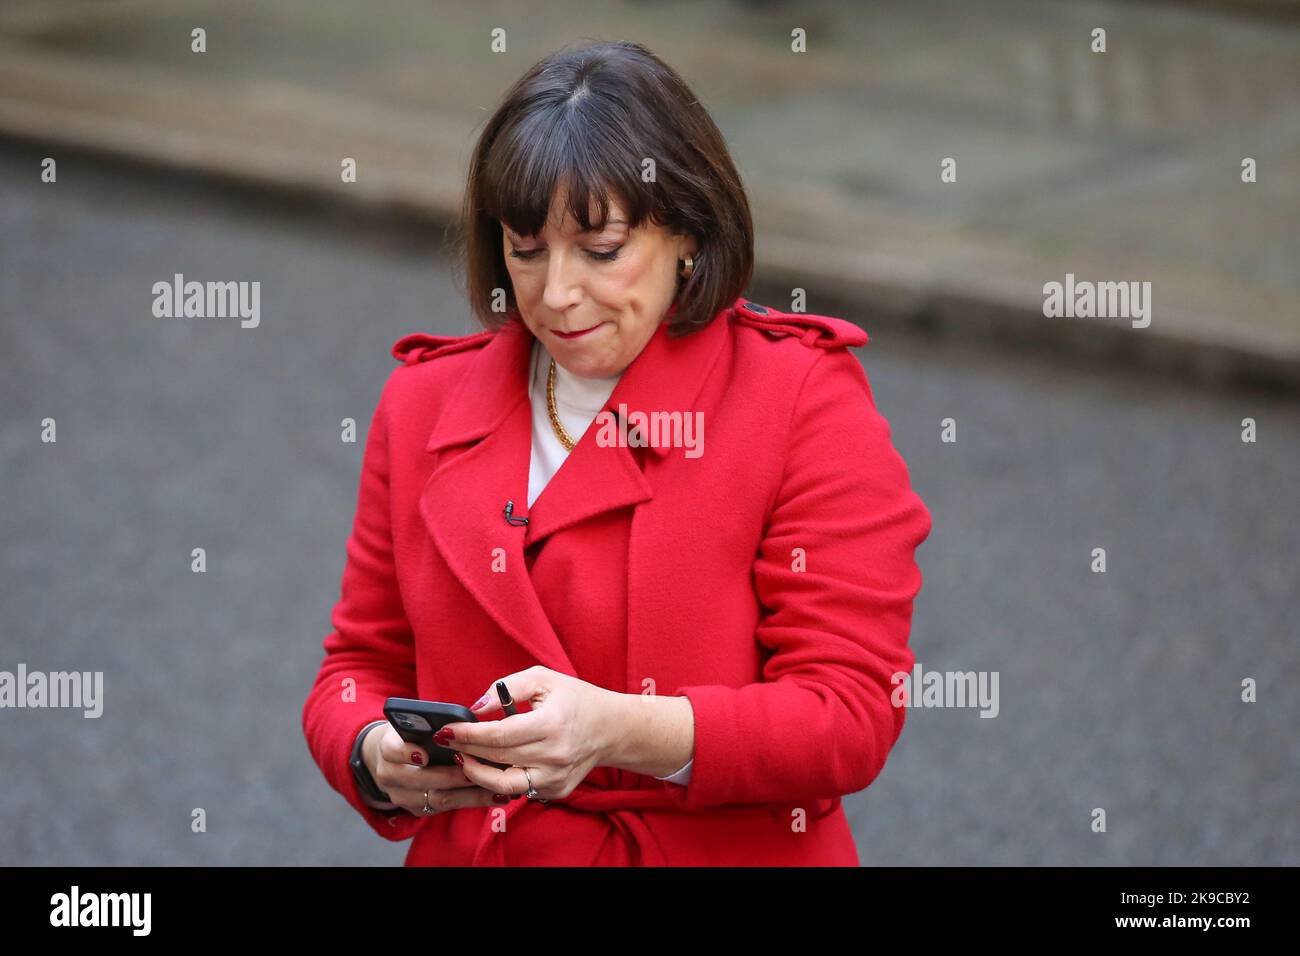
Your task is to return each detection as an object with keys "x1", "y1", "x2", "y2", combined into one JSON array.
[{"x1": 678, "y1": 255, "x2": 695, "y2": 279}]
